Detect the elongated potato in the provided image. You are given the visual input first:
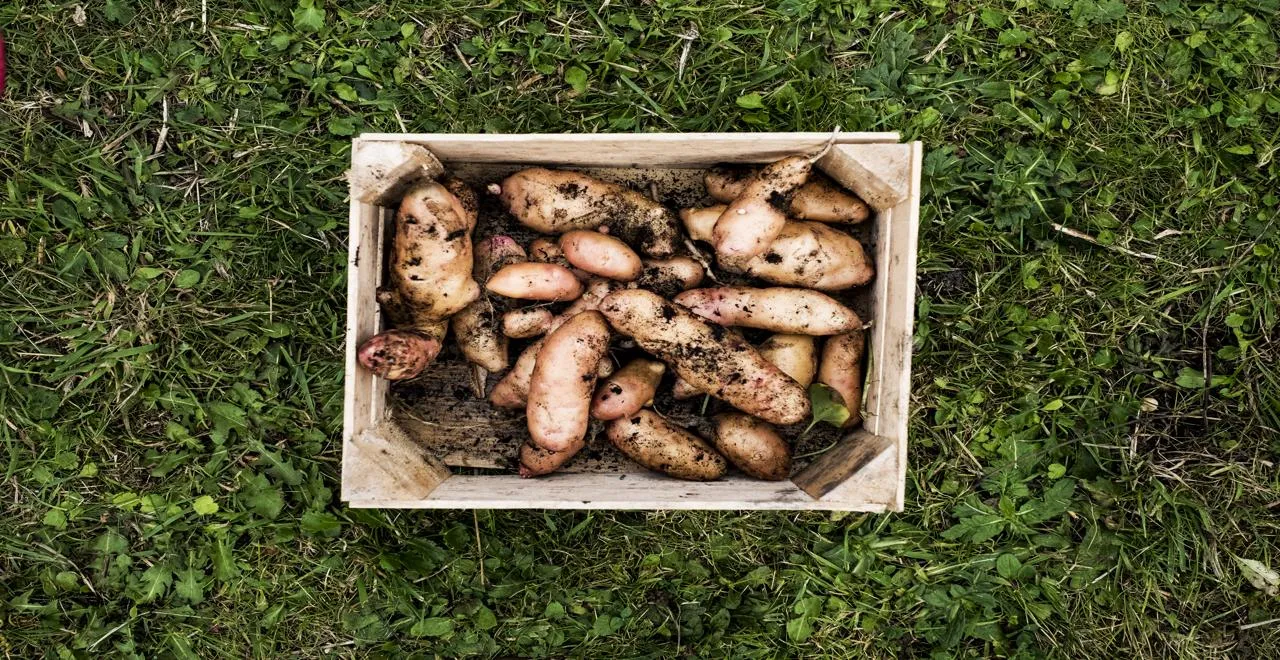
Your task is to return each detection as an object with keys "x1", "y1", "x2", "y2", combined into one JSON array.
[
  {"x1": 502, "y1": 307, "x2": 553, "y2": 338},
  {"x1": 600, "y1": 289, "x2": 809, "y2": 425},
  {"x1": 356, "y1": 326, "x2": 445, "y2": 381},
  {"x1": 758, "y1": 334, "x2": 816, "y2": 387},
  {"x1": 607, "y1": 410, "x2": 726, "y2": 481},
  {"x1": 749, "y1": 222, "x2": 873, "y2": 290},
  {"x1": 675, "y1": 287, "x2": 861, "y2": 335},
  {"x1": 497, "y1": 168, "x2": 681, "y2": 257},
  {"x1": 712, "y1": 156, "x2": 811, "y2": 263},
  {"x1": 519, "y1": 438, "x2": 584, "y2": 477},
  {"x1": 818, "y1": 329, "x2": 865, "y2": 428},
  {"x1": 527, "y1": 311, "x2": 611, "y2": 451},
  {"x1": 489, "y1": 338, "x2": 542, "y2": 409},
  {"x1": 712, "y1": 413, "x2": 791, "y2": 481},
  {"x1": 377, "y1": 180, "x2": 480, "y2": 326},
  {"x1": 591, "y1": 358, "x2": 666, "y2": 420},
  {"x1": 706, "y1": 167, "x2": 870, "y2": 224},
  {"x1": 671, "y1": 376, "x2": 702, "y2": 400},
  {"x1": 636, "y1": 257, "x2": 705, "y2": 298},
  {"x1": 487, "y1": 262, "x2": 584, "y2": 301},
  {"x1": 560, "y1": 230, "x2": 643, "y2": 281},
  {"x1": 452, "y1": 236, "x2": 527, "y2": 373}
]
